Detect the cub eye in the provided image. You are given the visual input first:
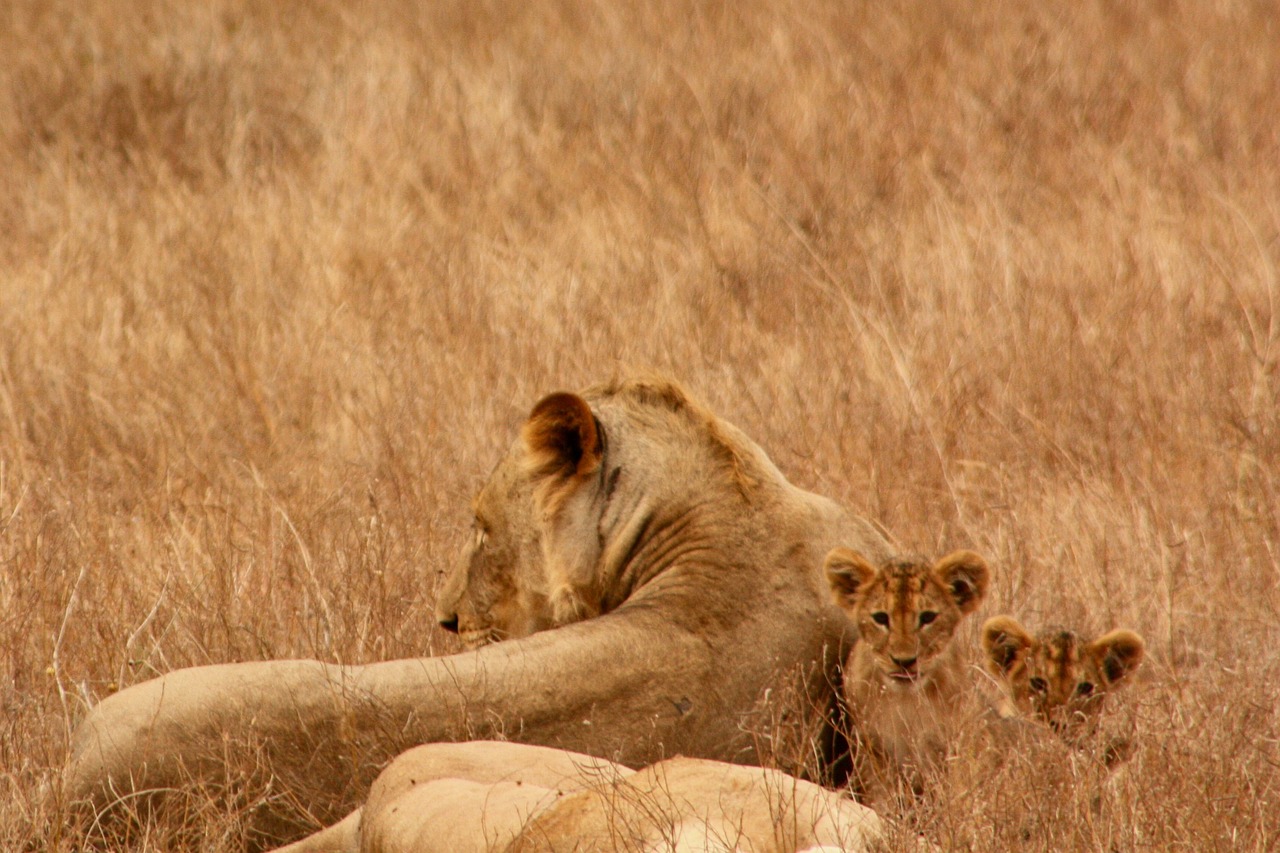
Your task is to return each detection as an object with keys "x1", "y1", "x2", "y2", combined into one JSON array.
[
  {"x1": 918, "y1": 611, "x2": 938, "y2": 626},
  {"x1": 871, "y1": 612, "x2": 890, "y2": 627},
  {"x1": 1029, "y1": 677, "x2": 1048, "y2": 693},
  {"x1": 1075, "y1": 681, "x2": 1095, "y2": 697}
]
